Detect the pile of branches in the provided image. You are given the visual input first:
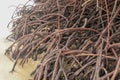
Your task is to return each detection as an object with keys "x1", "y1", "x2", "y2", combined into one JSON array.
[{"x1": 6, "y1": 0, "x2": 120, "y2": 80}]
